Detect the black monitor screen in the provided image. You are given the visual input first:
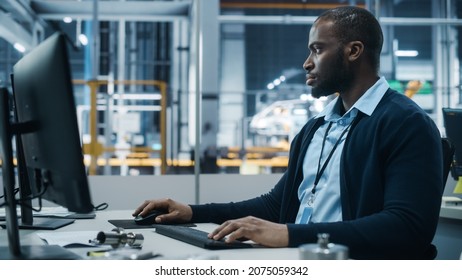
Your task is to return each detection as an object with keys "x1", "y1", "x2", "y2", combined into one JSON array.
[
  {"x1": 442, "y1": 108, "x2": 462, "y2": 177},
  {"x1": 12, "y1": 32, "x2": 93, "y2": 213}
]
